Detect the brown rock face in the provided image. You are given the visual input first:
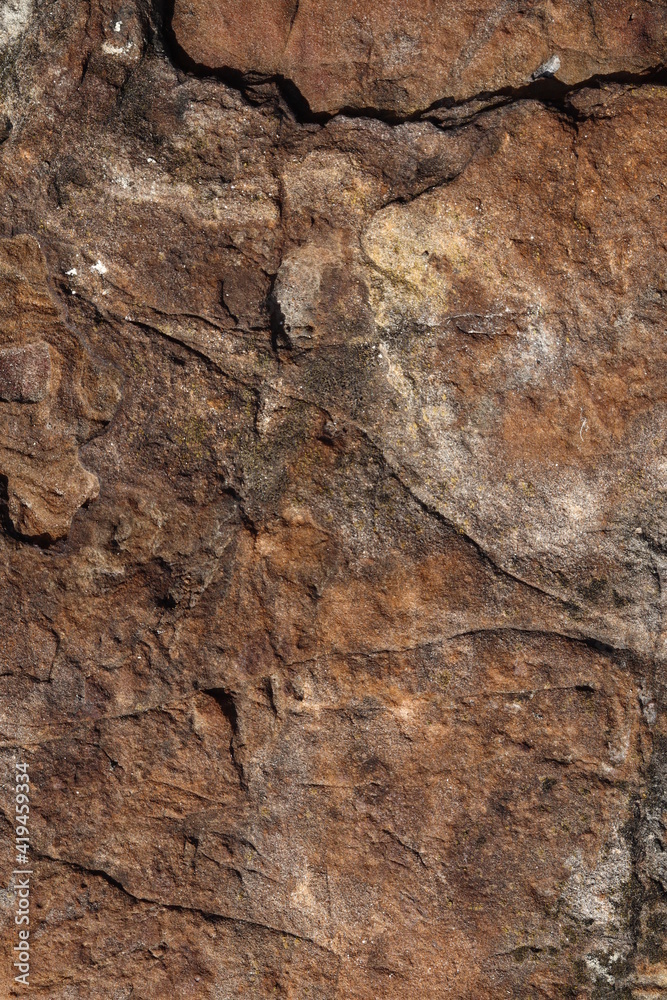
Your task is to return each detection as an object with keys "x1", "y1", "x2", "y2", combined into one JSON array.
[
  {"x1": 172, "y1": 0, "x2": 667, "y2": 113},
  {"x1": 0, "y1": 1, "x2": 665, "y2": 998}
]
